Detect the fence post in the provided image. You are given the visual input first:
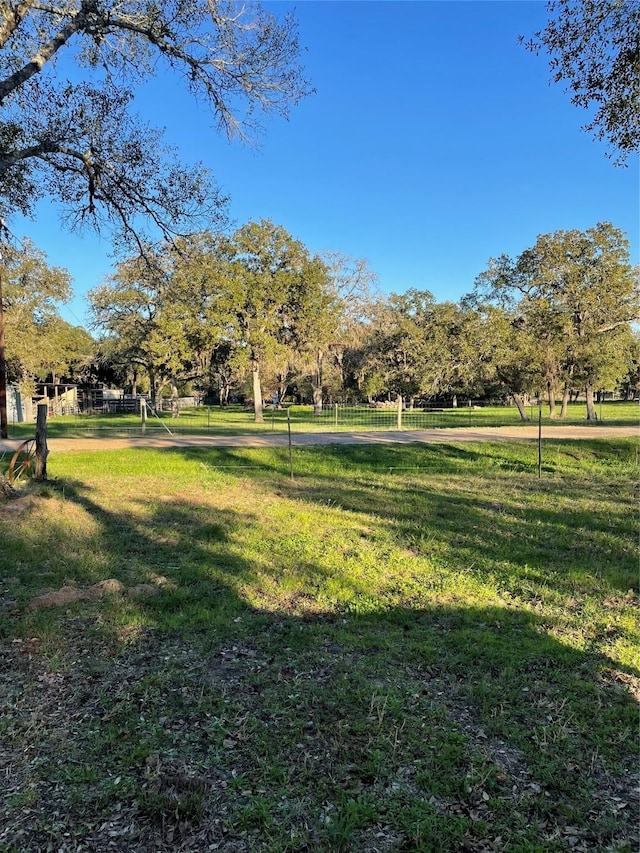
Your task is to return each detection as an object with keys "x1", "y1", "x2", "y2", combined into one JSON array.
[
  {"x1": 140, "y1": 398, "x2": 147, "y2": 434},
  {"x1": 397, "y1": 394, "x2": 402, "y2": 430},
  {"x1": 537, "y1": 405, "x2": 542, "y2": 479},
  {"x1": 287, "y1": 408, "x2": 293, "y2": 480},
  {"x1": 35, "y1": 402, "x2": 48, "y2": 481},
  {"x1": 335, "y1": 402, "x2": 338, "y2": 429}
]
